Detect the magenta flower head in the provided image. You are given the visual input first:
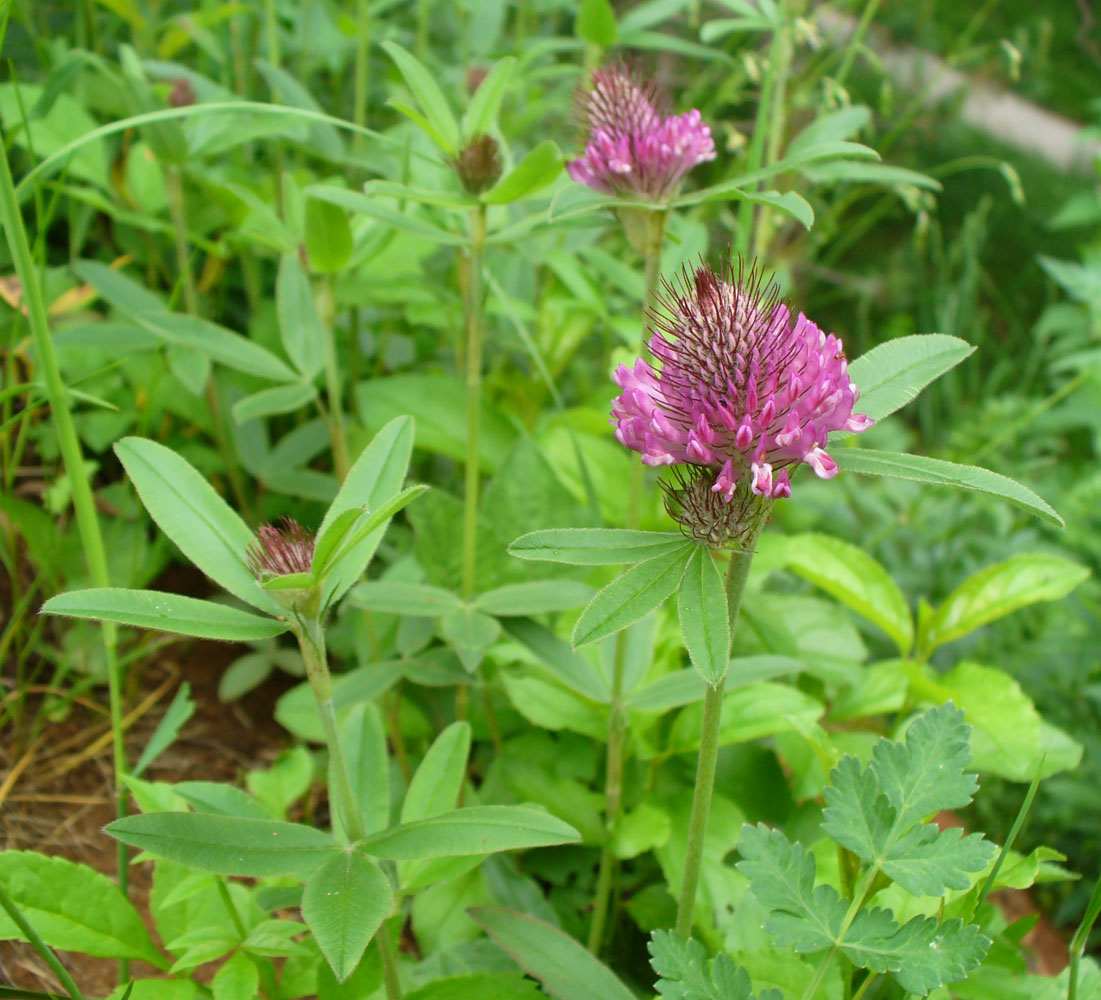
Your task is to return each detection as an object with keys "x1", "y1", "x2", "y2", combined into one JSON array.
[
  {"x1": 247, "y1": 517, "x2": 315, "y2": 580},
  {"x1": 611, "y1": 260, "x2": 873, "y2": 540},
  {"x1": 567, "y1": 63, "x2": 716, "y2": 202}
]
